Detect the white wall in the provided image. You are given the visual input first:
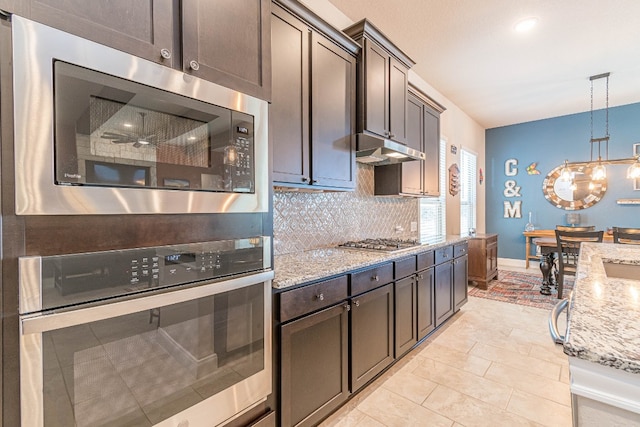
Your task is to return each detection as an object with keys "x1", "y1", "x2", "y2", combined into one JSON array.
[{"x1": 297, "y1": 0, "x2": 487, "y2": 234}]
